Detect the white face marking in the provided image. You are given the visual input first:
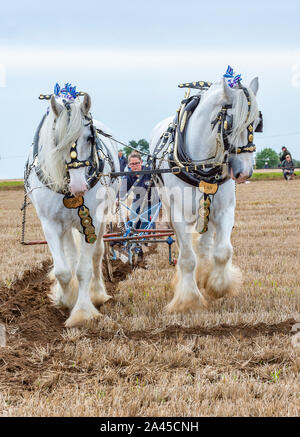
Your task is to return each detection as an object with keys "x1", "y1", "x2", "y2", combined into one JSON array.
[{"x1": 68, "y1": 117, "x2": 94, "y2": 197}]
